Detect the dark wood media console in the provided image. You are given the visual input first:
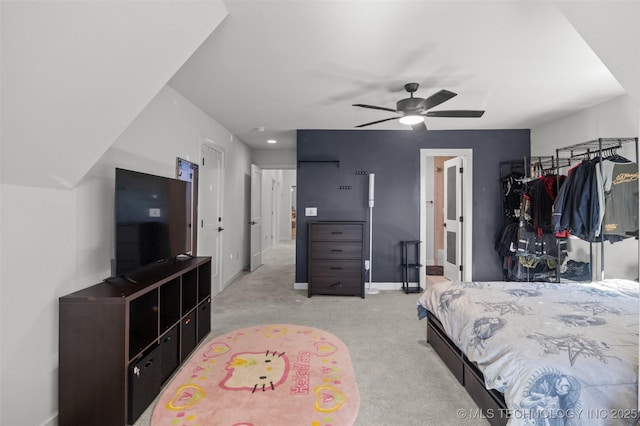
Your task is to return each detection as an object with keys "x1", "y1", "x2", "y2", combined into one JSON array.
[
  {"x1": 59, "y1": 256, "x2": 212, "y2": 426},
  {"x1": 427, "y1": 311, "x2": 508, "y2": 426}
]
